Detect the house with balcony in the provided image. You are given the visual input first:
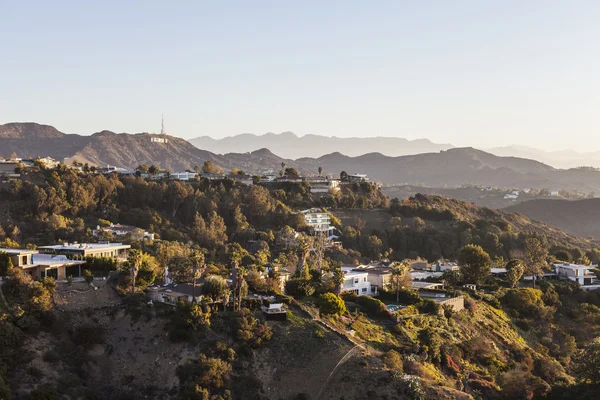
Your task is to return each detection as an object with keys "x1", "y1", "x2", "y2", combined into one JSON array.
[
  {"x1": 301, "y1": 208, "x2": 336, "y2": 238},
  {"x1": 341, "y1": 267, "x2": 376, "y2": 296},
  {"x1": 0, "y1": 248, "x2": 85, "y2": 280},
  {"x1": 553, "y1": 263, "x2": 598, "y2": 286}
]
